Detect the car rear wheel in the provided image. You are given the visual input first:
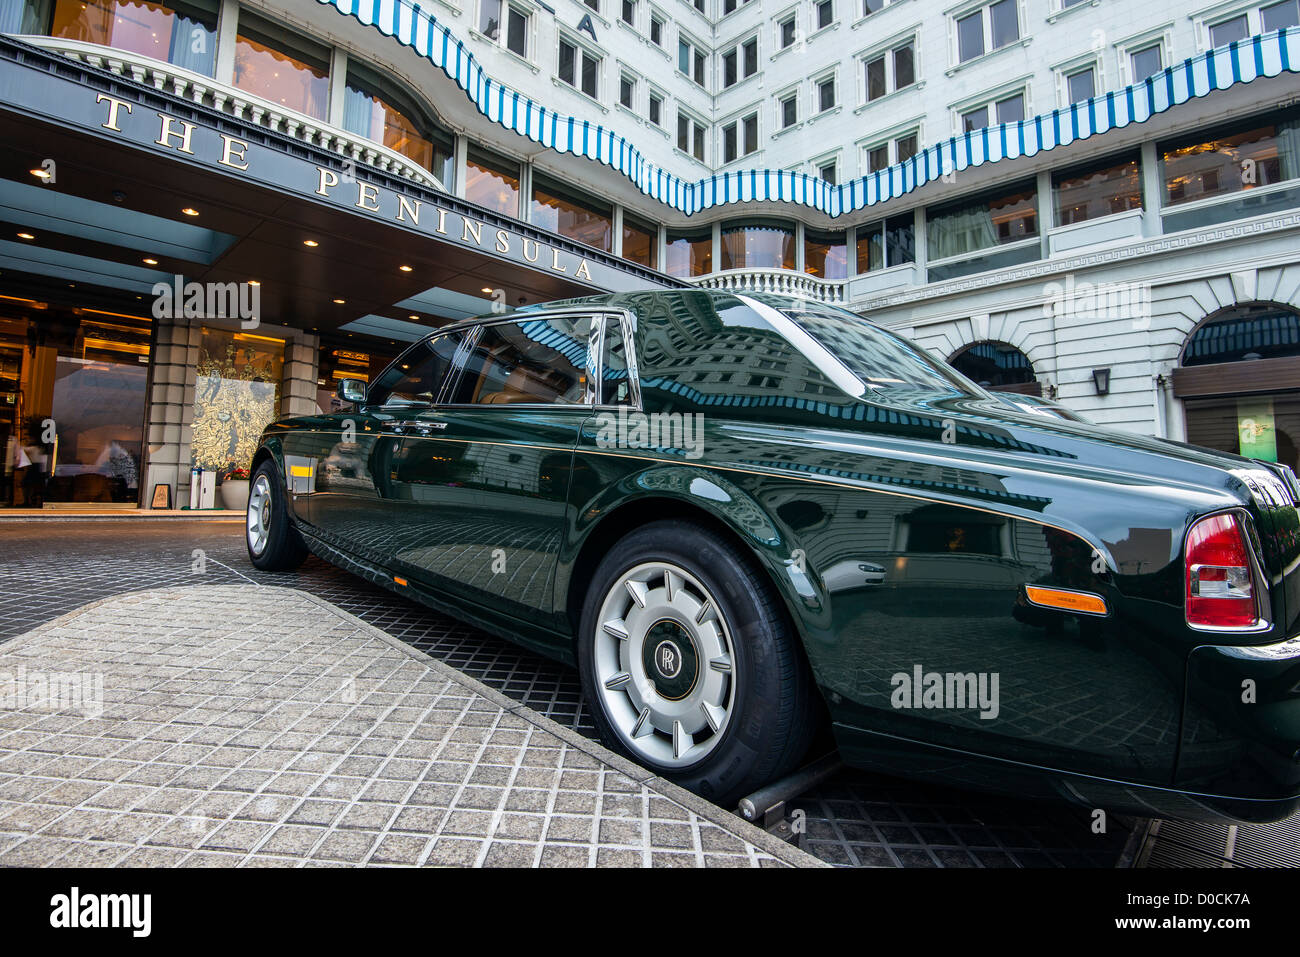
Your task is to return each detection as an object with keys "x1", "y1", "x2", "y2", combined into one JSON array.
[
  {"x1": 577, "y1": 520, "x2": 817, "y2": 807},
  {"x1": 246, "y1": 460, "x2": 308, "y2": 571}
]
